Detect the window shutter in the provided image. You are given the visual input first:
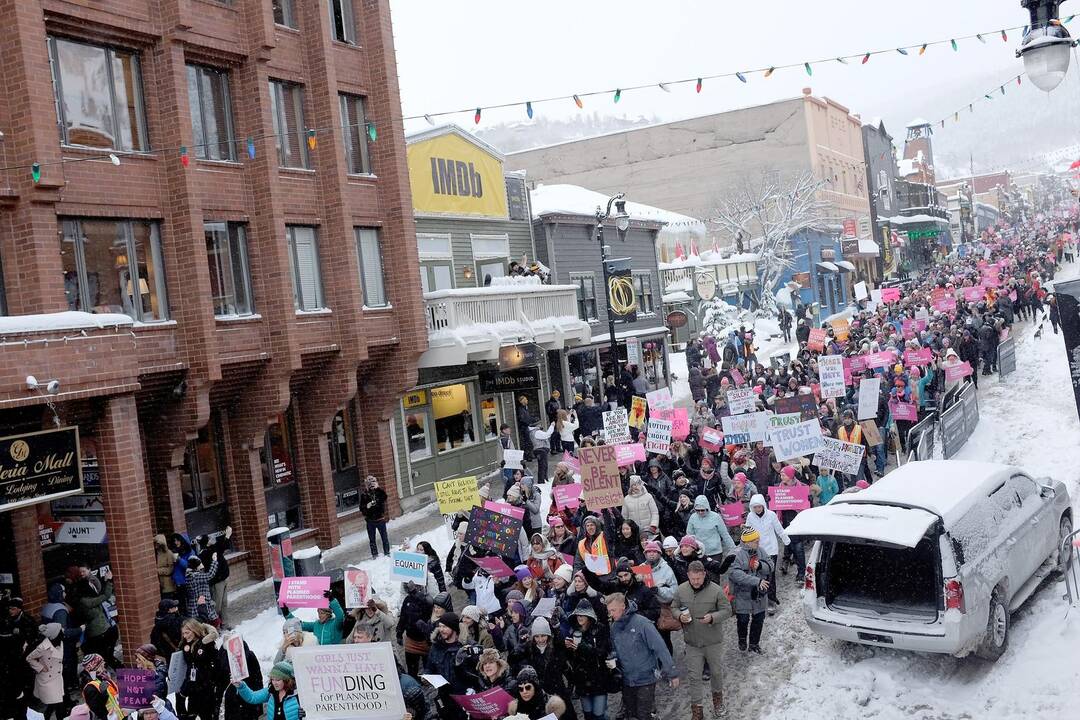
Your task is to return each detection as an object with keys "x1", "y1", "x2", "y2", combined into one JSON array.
[
  {"x1": 291, "y1": 227, "x2": 323, "y2": 310},
  {"x1": 357, "y1": 228, "x2": 386, "y2": 306}
]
